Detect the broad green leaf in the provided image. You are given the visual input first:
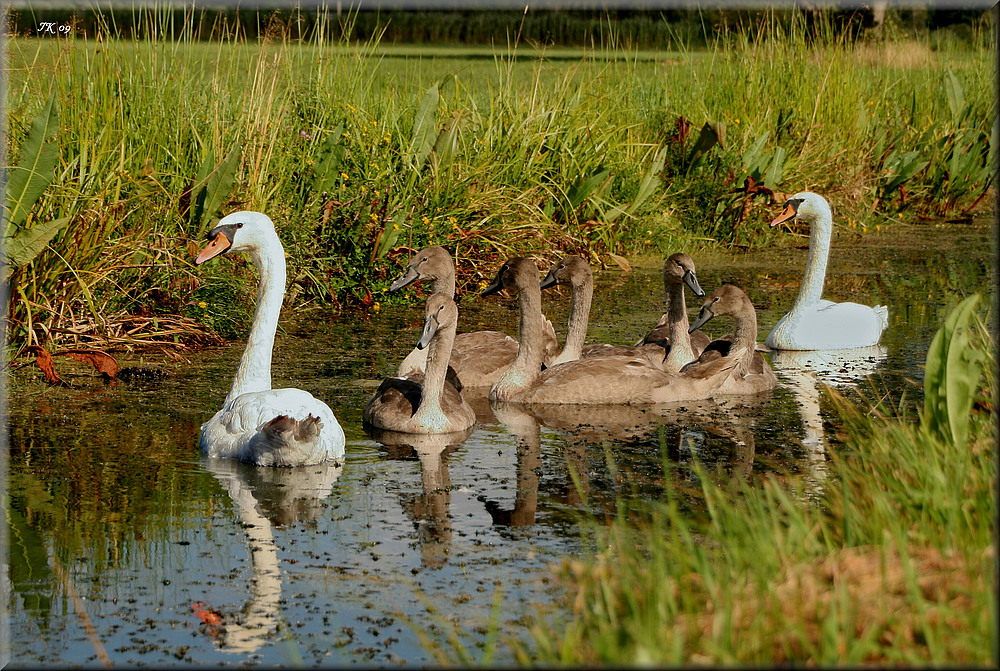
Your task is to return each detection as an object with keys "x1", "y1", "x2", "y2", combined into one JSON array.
[
  {"x1": 943, "y1": 69, "x2": 965, "y2": 126},
  {"x1": 764, "y1": 146, "x2": 786, "y2": 187},
  {"x1": 687, "y1": 121, "x2": 725, "y2": 172},
  {"x1": 312, "y1": 124, "x2": 346, "y2": 195},
  {"x1": 626, "y1": 146, "x2": 668, "y2": 216},
  {"x1": 373, "y1": 209, "x2": 406, "y2": 261},
  {"x1": 741, "y1": 130, "x2": 770, "y2": 174},
  {"x1": 568, "y1": 169, "x2": 611, "y2": 210},
  {"x1": 923, "y1": 293, "x2": 983, "y2": 446},
  {"x1": 199, "y1": 144, "x2": 241, "y2": 229},
  {"x1": 407, "y1": 84, "x2": 440, "y2": 171},
  {"x1": 431, "y1": 111, "x2": 462, "y2": 172},
  {"x1": 3, "y1": 92, "x2": 60, "y2": 235},
  {"x1": 1, "y1": 216, "x2": 71, "y2": 282}
]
